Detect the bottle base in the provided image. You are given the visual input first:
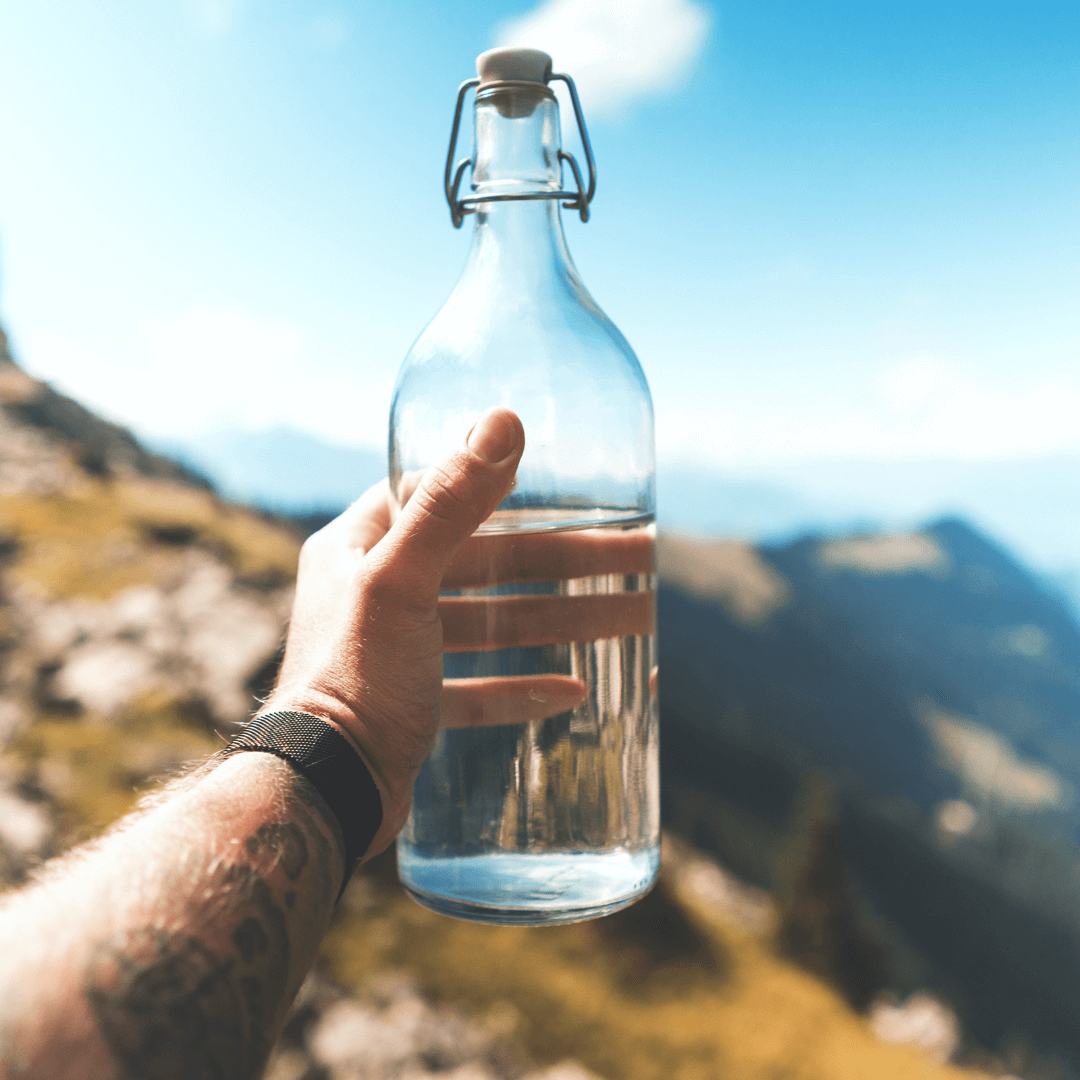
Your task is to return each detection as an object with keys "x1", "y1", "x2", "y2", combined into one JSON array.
[{"x1": 397, "y1": 846, "x2": 661, "y2": 925}]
